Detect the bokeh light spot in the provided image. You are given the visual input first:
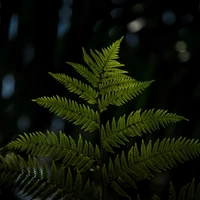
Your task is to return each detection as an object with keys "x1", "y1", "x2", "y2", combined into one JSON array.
[
  {"x1": 1, "y1": 74, "x2": 15, "y2": 99},
  {"x1": 125, "y1": 33, "x2": 139, "y2": 47},
  {"x1": 175, "y1": 41, "x2": 187, "y2": 52},
  {"x1": 178, "y1": 51, "x2": 190, "y2": 62},
  {"x1": 8, "y1": 14, "x2": 18, "y2": 40},
  {"x1": 57, "y1": 0, "x2": 72, "y2": 38},
  {"x1": 17, "y1": 115, "x2": 30, "y2": 131},
  {"x1": 127, "y1": 18, "x2": 146, "y2": 32},
  {"x1": 50, "y1": 116, "x2": 65, "y2": 132},
  {"x1": 22, "y1": 44, "x2": 35, "y2": 65},
  {"x1": 162, "y1": 11, "x2": 176, "y2": 25}
]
